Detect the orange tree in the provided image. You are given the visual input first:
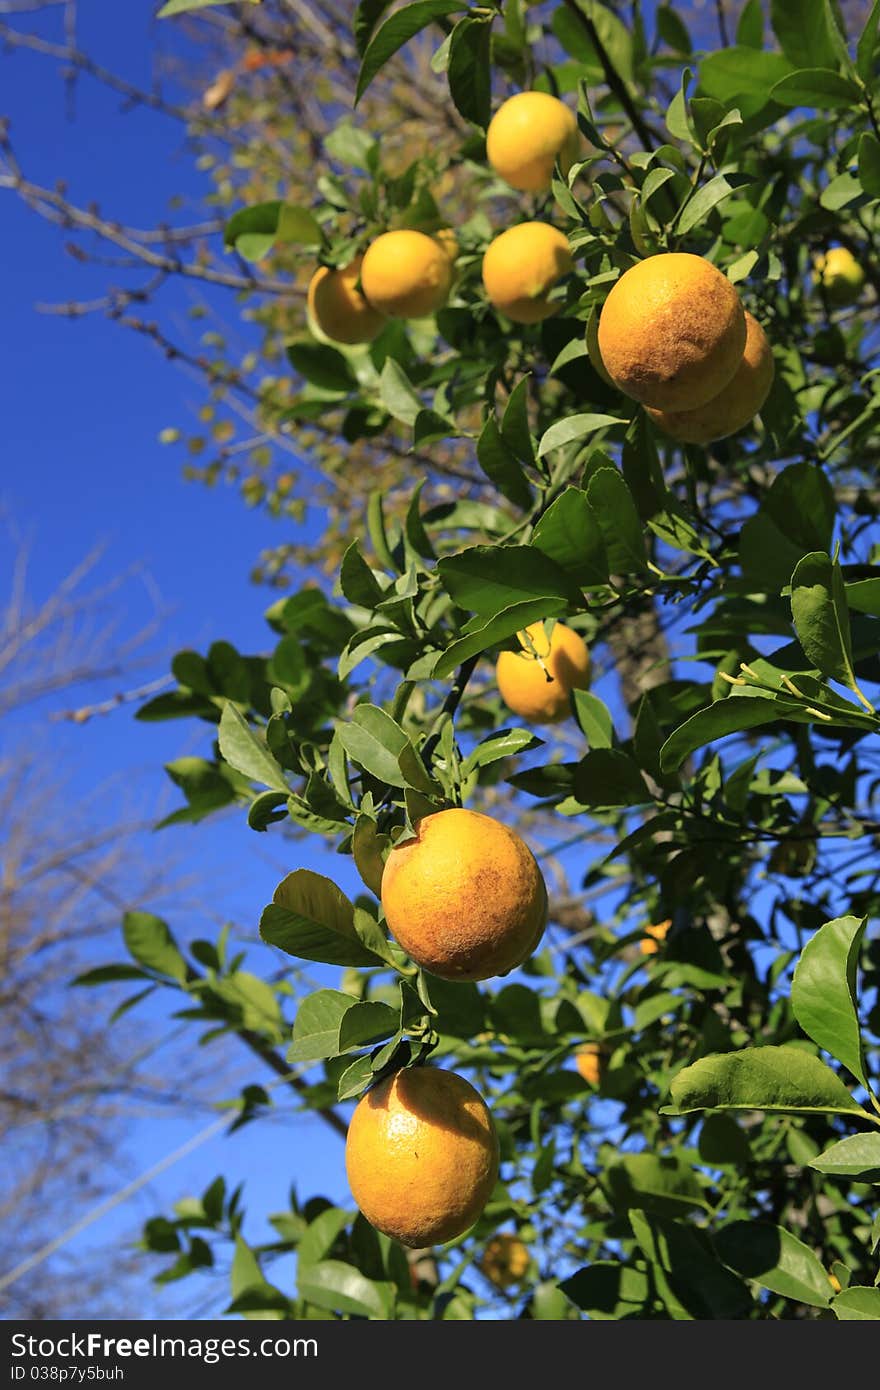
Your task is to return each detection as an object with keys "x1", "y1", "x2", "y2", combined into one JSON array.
[{"x1": 98, "y1": 0, "x2": 880, "y2": 1319}]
